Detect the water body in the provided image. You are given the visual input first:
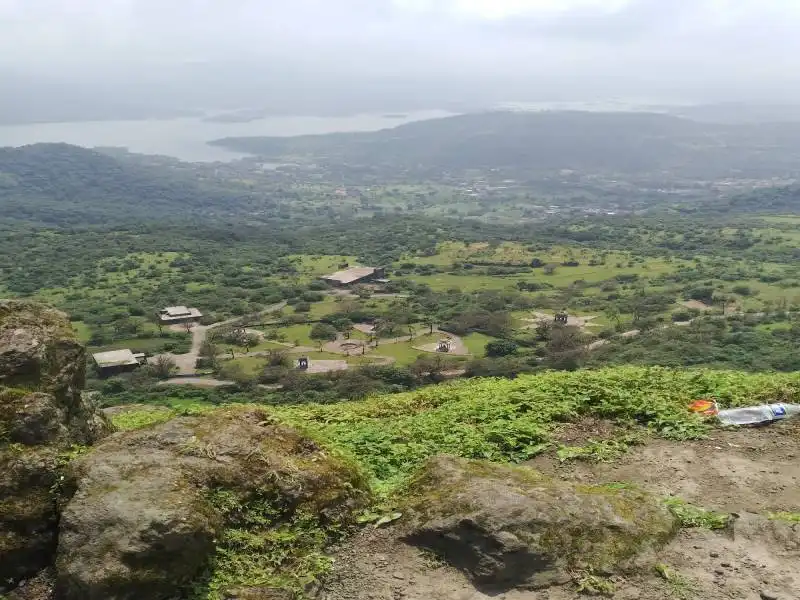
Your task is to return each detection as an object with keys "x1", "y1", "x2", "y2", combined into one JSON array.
[{"x1": 0, "y1": 110, "x2": 454, "y2": 162}]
